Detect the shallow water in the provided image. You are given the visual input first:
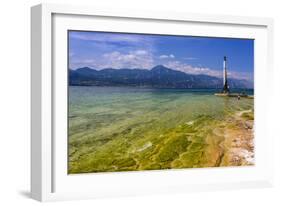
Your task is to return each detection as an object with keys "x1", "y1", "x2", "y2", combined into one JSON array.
[{"x1": 68, "y1": 86, "x2": 254, "y2": 173}]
